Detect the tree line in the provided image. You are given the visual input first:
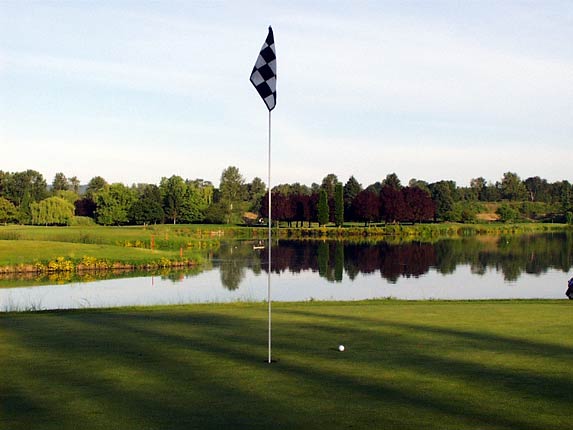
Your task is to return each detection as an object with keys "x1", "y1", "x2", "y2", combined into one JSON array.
[{"x1": 0, "y1": 168, "x2": 571, "y2": 226}]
